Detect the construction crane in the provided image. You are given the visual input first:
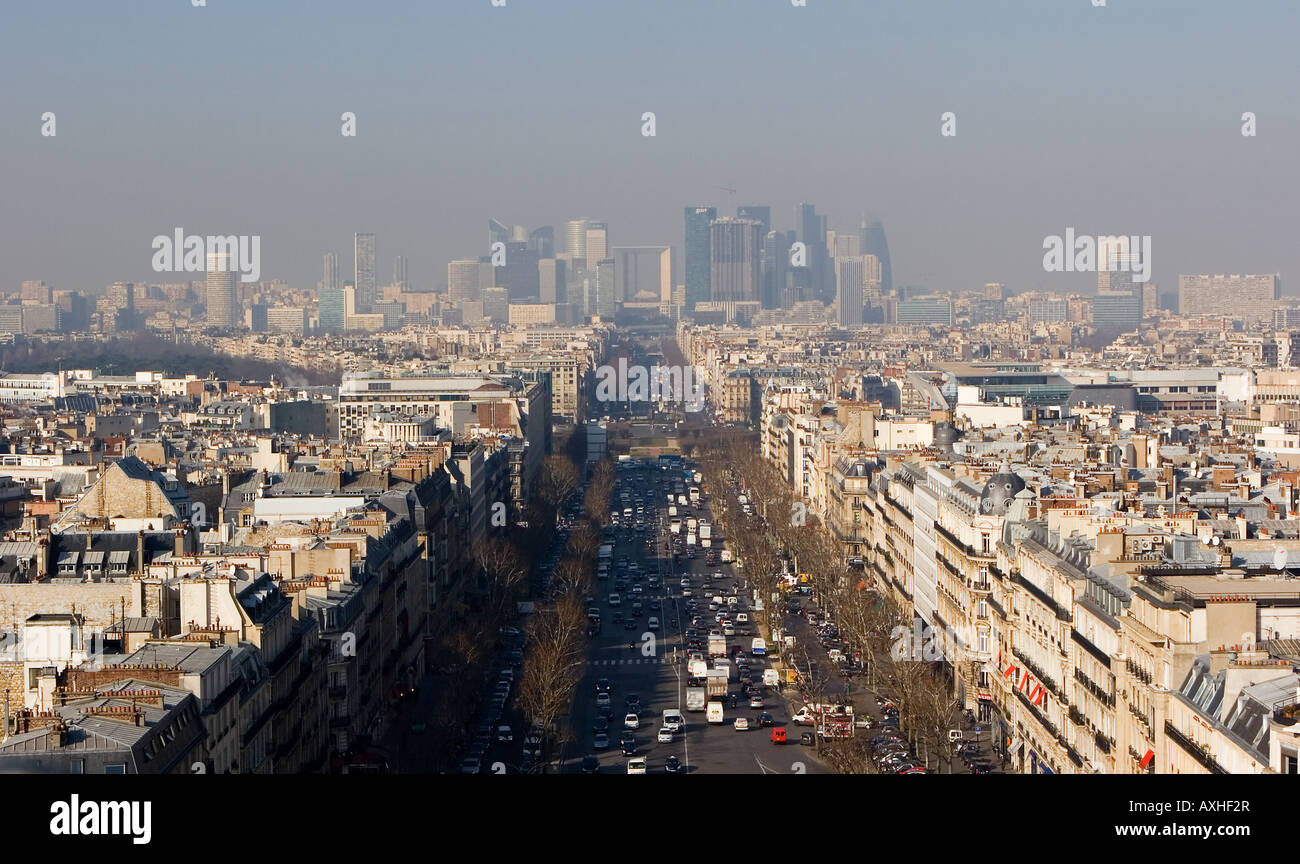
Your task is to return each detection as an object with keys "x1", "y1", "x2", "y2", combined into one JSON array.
[{"x1": 712, "y1": 185, "x2": 736, "y2": 215}]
